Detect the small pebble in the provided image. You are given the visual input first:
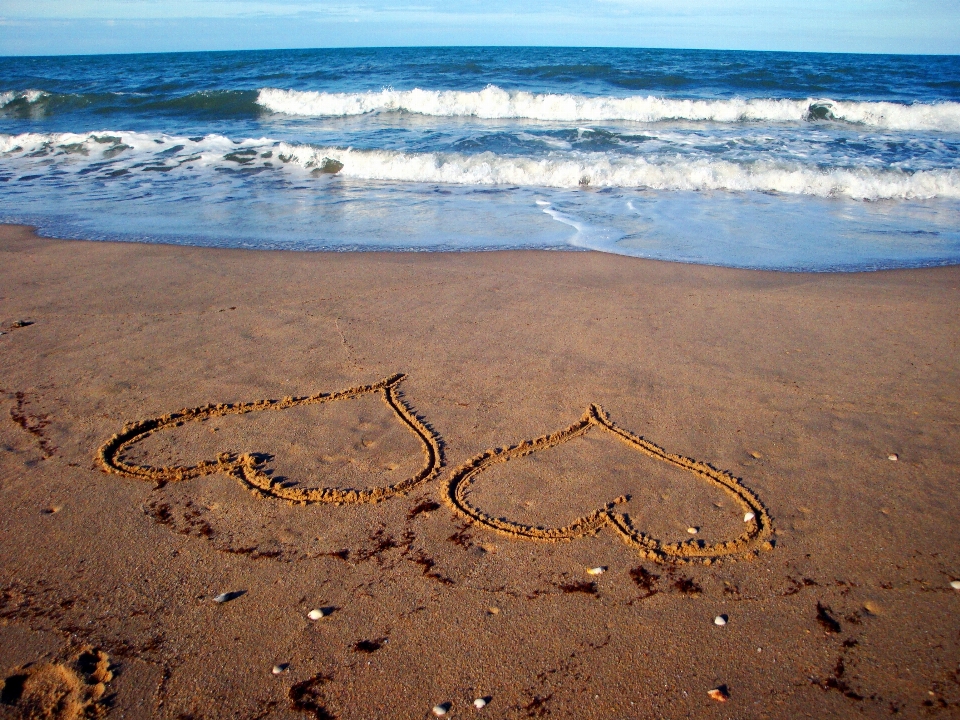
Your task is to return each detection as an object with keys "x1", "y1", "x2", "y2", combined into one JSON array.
[
  {"x1": 750, "y1": 451, "x2": 762, "y2": 459},
  {"x1": 432, "y1": 703, "x2": 451, "y2": 716},
  {"x1": 687, "y1": 527, "x2": 698, "y2": 535},
  {"x1": 714, "y1": 615, "x2": 727, "y2": 626},
  {"x1": 307, "y1": 608, "x2": 327, "y2": 620},
  {"x1": 707, "y1": 687, "x2": 729, "y2": 702},
  {"x1": 888, "y1": 454, "x2": 898, "y2": 461},
  {"x1": 586, "y1": 567, "x2": 606, "y2": 576},
  {"x1": 474, "y1": 698, "x2": 487, "y2": 709},
  {"x1": 950, "y1": 581, "x2": 960, "y2": 590},
  {"x1": 271, "y1": 664, "x2": 288, "y2": 675},
  {"x1": 487, "y1": 607, "x2": 500, "y2": 615},
  {"x1": 744, "y1": 512, "x2": 755, "y2": 522}
]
